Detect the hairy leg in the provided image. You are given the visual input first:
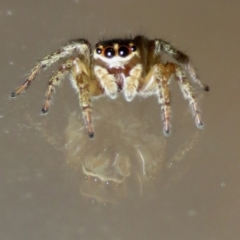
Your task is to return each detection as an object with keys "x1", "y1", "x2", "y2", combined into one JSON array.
[
  {"x1": 42, "y1": 58, "x2": 73, "y2": 114},
  {"x1": 155, "y1": 63, "x2": 175, "y2": 136},
  {"x1": 153, "y1": 39, "x2": 209, "y2": 91},
  {"x1": 140, "y1": 63, "x2": 176, "y2": 136},
  {"x1": 11, "y1": 39, "x2": 90, "y2": 97},
  {"x1": 71, "y1": 58, "x2": 103, "y2": 138},
  {"x1": 175, "y1": 66, "x2": 204, "y2": 128}
]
